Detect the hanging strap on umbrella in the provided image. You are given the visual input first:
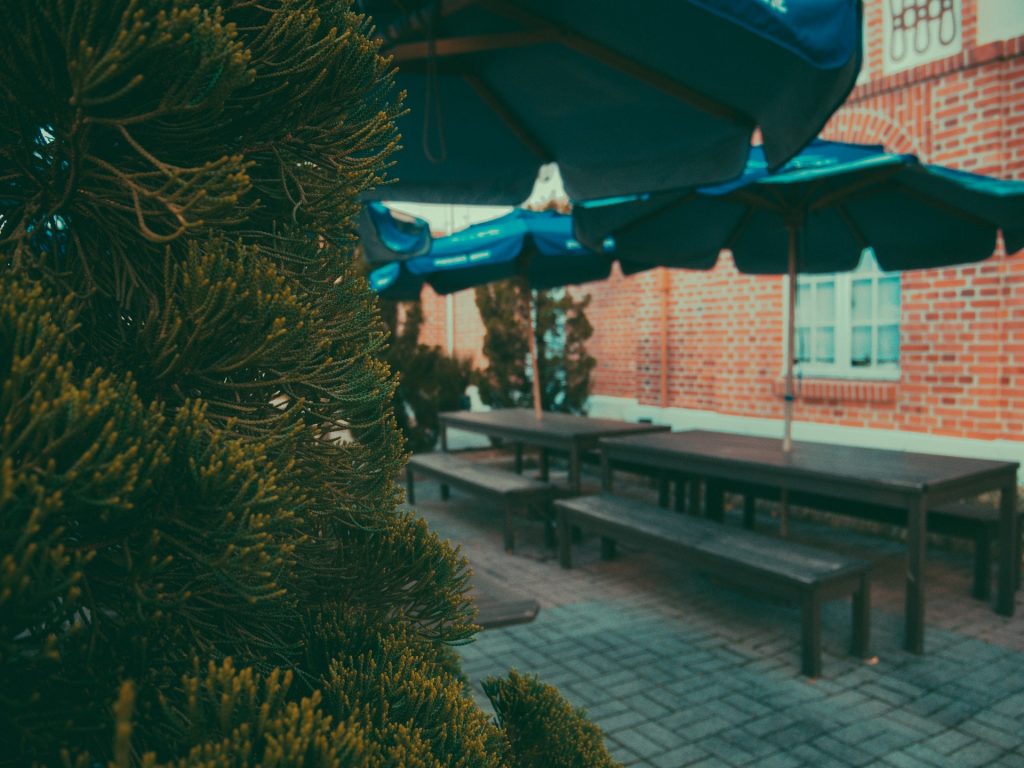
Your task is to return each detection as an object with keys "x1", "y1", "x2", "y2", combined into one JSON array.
[{"x1": 423, "y1": 4, "x2": 447, "y2": 164}]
